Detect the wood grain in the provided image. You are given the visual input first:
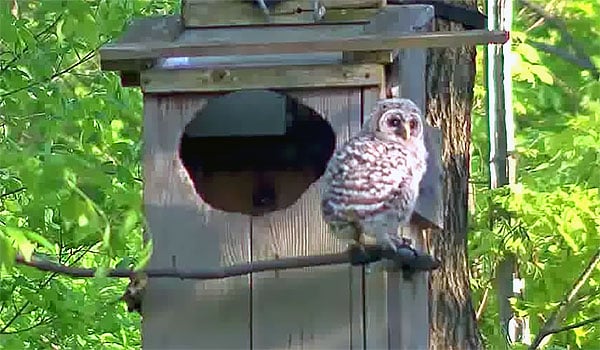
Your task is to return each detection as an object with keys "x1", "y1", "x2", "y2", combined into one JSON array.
[
  {"x1": 100, "y1": 15, "x2": 183, "y2": 72},
  {"x1": 142, "y1": 94, "x2": 252, "y2": 349},
  {"x1": 182, "y1": 0, "x2": 384, "y2": 27},
  {"x1": 100, "y1": 29, "x2": 509, "y2": 64},
  {"x1": 386, "y1": 227, "x2": 430, "y2": 350},
  {"x1": 250, "y1": 88, "x2": 364, "y2": 349},
  {"x1": 140, "y1": 64, "x2": 384, "y2": 93}
]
